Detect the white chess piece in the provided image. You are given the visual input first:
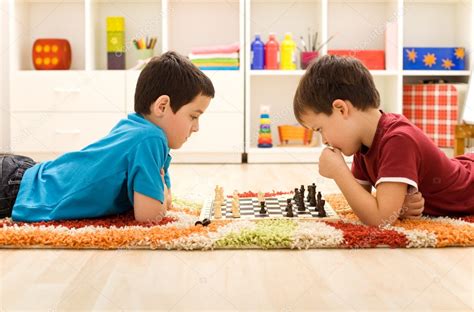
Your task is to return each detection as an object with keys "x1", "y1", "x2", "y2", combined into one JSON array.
[{"x1": 213, "y1": 199, "x2": 222, "y2": 219}]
